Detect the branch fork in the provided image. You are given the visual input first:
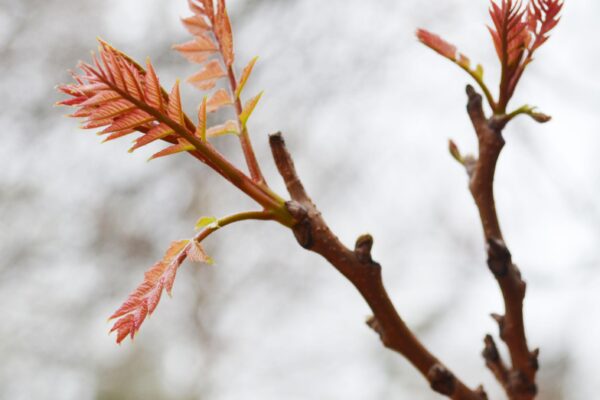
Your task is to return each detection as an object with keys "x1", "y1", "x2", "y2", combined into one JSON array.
[
  {"x1": 454, "y1": 85, "x2": 539, "y2": 400},
  {"x1": 269, "y1": 132, "x2": 486, "y2": 400}
]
